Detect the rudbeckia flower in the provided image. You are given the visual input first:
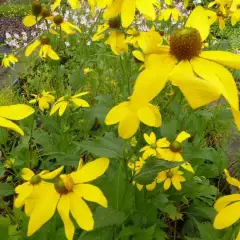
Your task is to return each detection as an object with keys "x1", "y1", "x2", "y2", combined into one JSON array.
[
  {"x1": 50, "y1": 92, "x2": 90, "y2": 116},
  {"x1": 51, "y1": 15, "x2": 81, "y2": 35},
  {"x1": 105, "y1": 97, "x2": 162, "y2": 139},
  {"x1": 25, "y1": 37, "x2": 60, "y2": 60},
  {"x1": 29, "y1": 90, "x2": 55, "y2": 111},
  {"x1": 140, "y1": 132, "x2": 167, "y2": 159},
  {"x1": 14, "y1": 166, "x2": 64, "y2": 215},
  {"x1": 134, "y1": 6, "x2": 240, "y2": 130},
  {"x1": 103, "y1": 0, "x2": 158, "y2": 28},
  {"x1": 51, "y1": 0, "x2": 81, "y2": 11},
  {"x1": 128, "y1": 157, "x2": 156, "y2": 191},
  {"x1": 213, "y1": 170, "x2": 240, "y2": 232},
  {"x1": 105, "y1": 31, "x2": 128, "y2": 55},
  {"x1": 1, "y1": 54, "x2": 18, "y2": 68},
  {"x1": 27, "y1": 158, "x2": 109, "y2": 240},
  {"x1": 157, "y1": 131, "x2": 194, "y2": 173},
  {"x1": 0, "y1": 104, "x2": 34, "y2": 136},
  {"x1": 156, "y1": 167, "x2": 186, "y2": 190}
]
